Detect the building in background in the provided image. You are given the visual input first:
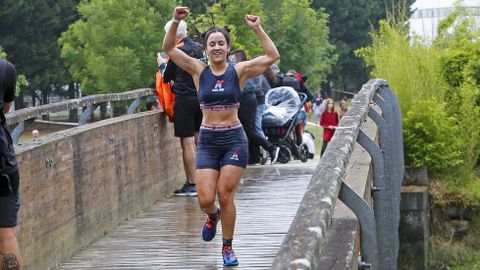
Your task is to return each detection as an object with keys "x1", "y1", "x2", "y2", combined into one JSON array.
[{"x1": 409, "y1": 0, "x2": 480, "y2": 42}]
